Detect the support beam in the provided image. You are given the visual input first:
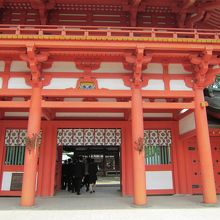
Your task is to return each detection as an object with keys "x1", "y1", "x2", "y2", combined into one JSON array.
[
  {"x1": 42, "y1": 101, "x2": 131, "y2": 109},
  {"x1": 142, "y1": 101, "x2": 195, "y2": 110},
  {"x1": 42, "y1": 89, "x2": 132, "y2": 98},
  {"x1": 20, "y1": 87, "x2": 42, "y2": 206},
  {"x1": 194, "y1": 88, "x2": 217, "y2": 204},
  {"x1": 131, "y1": 88, "x2": 147, "y2": 205},
  {"x1": 0, "y1": 101, "x2": 30, "y2": 109},
  {"x1": 2, "y1": 35, "x2": 220, "y2": 51},
  {"x1": 0, "y1": 89, "x2": 32, "y2": 97}
]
